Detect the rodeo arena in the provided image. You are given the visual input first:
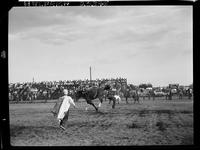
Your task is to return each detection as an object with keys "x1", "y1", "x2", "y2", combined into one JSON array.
[{"x1": 9, "y1": 71, "x2": 193, "y2": 146}]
